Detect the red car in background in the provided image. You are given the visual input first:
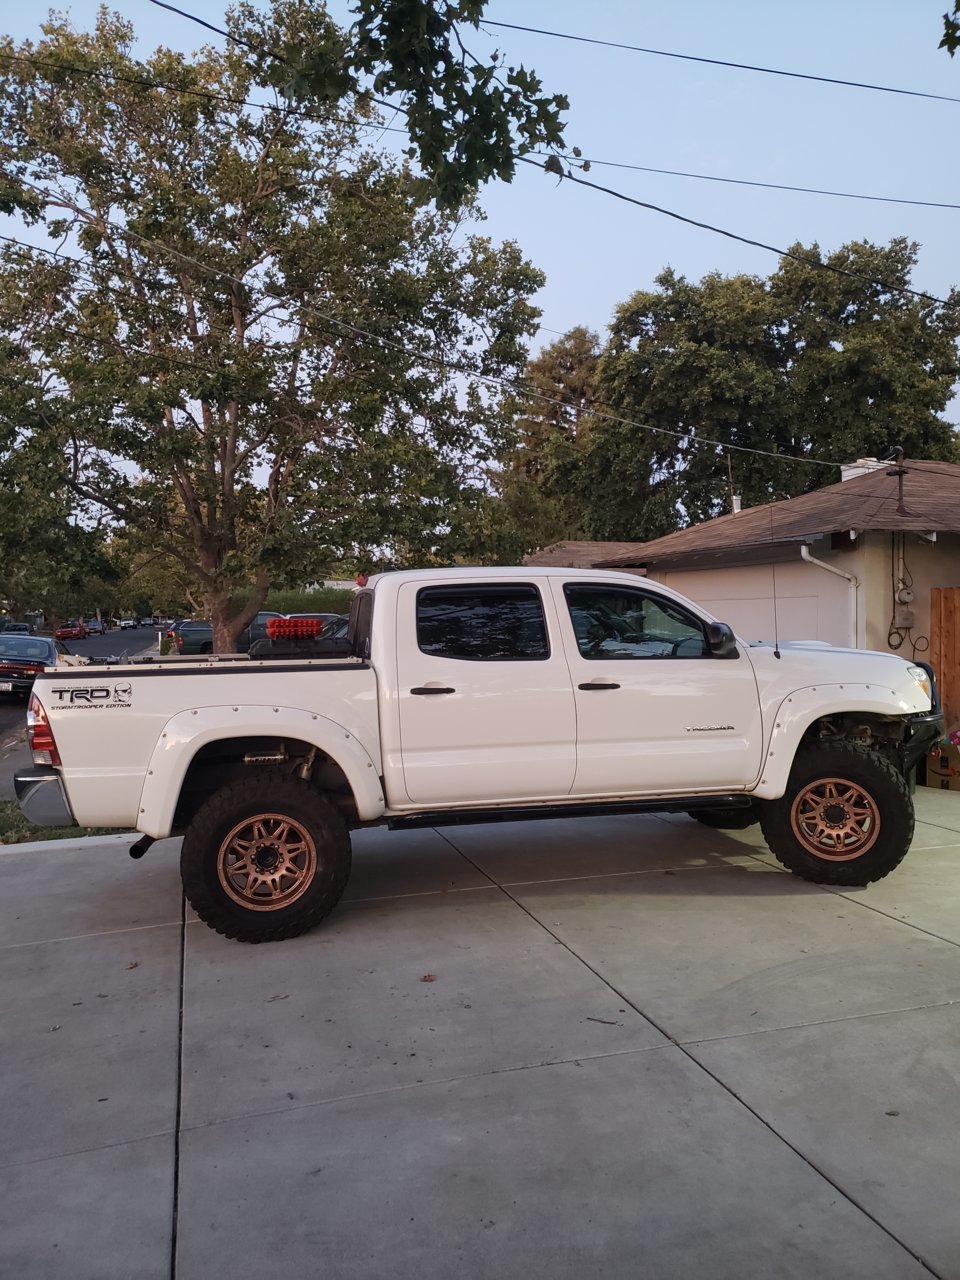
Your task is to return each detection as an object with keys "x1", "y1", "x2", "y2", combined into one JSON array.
[{"x1": 54, "y1": 620, "x2": 88, "y2": 641}]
